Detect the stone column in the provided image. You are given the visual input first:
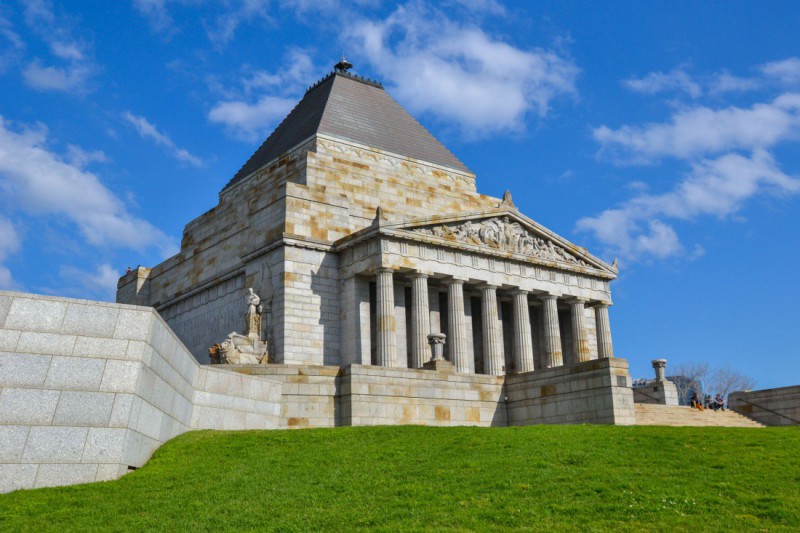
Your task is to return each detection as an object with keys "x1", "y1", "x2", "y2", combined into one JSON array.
[
  {"x1": 511, "y1": 290, "x2": 534, "y2": 373},
  {"x1": 409, "y1": 272, "x2": 431, "y2": 368},
  {"x1": 479, "y1": 285, "x2": 504, "y2": 376},
  {"x1": 539, "y1": 294, "x2": 563, "y2": 368},
  {"x1": 569, "y1": 299, "x2": 591, "y2": 364},
  {"x1": 444, "y1": 279, "x2": 469, "y2": 373},
  {"x1": 594, "y1": 303, "x2": 614, "y2": 359},
  {"x1": 375, "y1": 268, "x2": 396, "y2": 367}
]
